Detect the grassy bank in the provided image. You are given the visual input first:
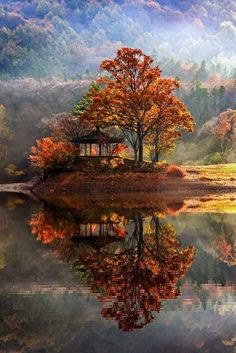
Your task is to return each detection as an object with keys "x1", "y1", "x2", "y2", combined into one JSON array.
[
  {"x1": 185, "y1": 164, "x2": 236, "y2": 181},
  {"x1": 32, "y1": 163, "x2": 236, "y2": 202}
]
